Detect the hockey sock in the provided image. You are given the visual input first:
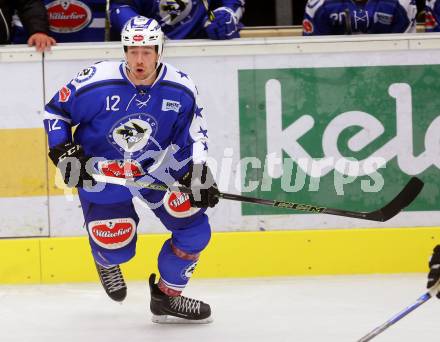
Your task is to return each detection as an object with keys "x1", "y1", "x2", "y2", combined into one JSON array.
[{"x1": 157, "y1": 239, "x2": 199, "y2": 296}]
